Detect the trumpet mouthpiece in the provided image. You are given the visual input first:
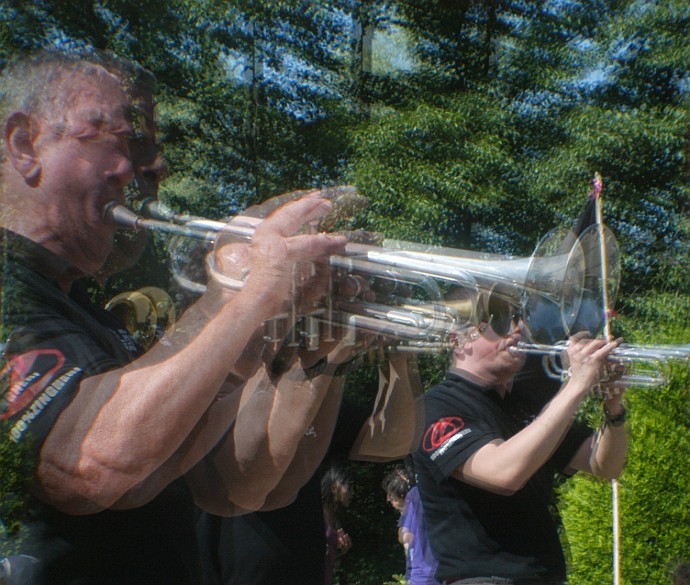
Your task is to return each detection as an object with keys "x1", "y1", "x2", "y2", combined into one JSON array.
[{"x1": 103, "y1": 202, "x2": 142, "y2": 230}]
